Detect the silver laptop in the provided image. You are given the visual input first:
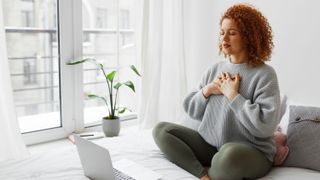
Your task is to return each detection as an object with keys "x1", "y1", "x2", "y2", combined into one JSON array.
[{"x1": 74, "y1": 135, "x2": 135, "y2": 180}]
